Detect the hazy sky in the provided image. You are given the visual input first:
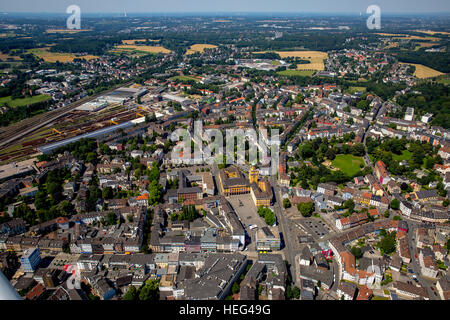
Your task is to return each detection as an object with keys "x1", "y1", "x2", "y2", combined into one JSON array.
[{"x1": 0, "y1": 0, "x2": 449, "y2": 14}]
